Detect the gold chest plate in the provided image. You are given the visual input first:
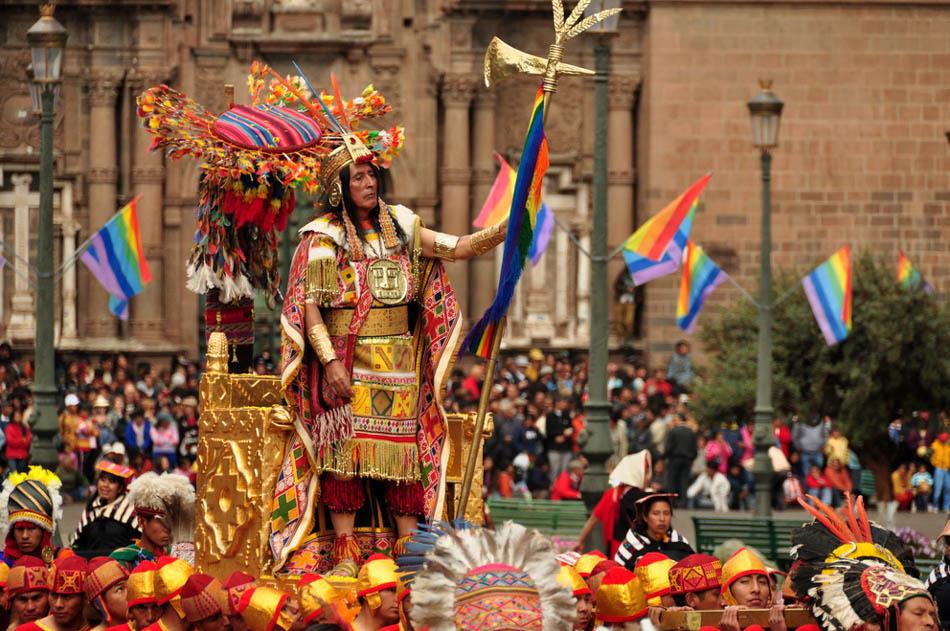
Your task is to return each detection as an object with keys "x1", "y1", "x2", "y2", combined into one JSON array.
[{"x1": 367, "y1": 259, "x2": 408, "y2": 305}]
